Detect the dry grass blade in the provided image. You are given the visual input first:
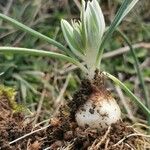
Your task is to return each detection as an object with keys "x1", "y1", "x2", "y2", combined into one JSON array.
[
  {"x1": 89, "y1": 126, "x2": 111, "y2": 150},
  {"x1": 33, "y1": 74, "x2": 50, "y2": 126},
  {"x1": 103, "y1": 42, "x2": 150, "y2": 58},
  {"x1": 95, "y1": 126, "x2": 111, "y2": 149},
  {"x1": 54, "y1": 74, "x2": 71, "y2": 107},
  {"x1": 113, "y1": 133, "x2": 150, "y2": 147},
  {"x1": 9, "y1": 125, "x2": 50, "y2": 145}
]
